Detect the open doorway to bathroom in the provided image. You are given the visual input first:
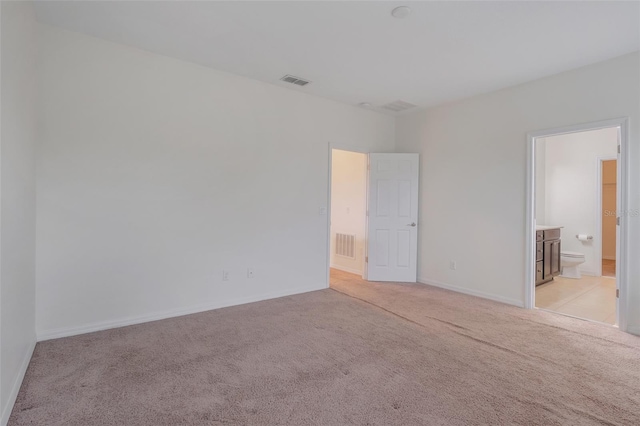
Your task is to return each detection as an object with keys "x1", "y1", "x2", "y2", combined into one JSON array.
[{"x1": 531, "y1": 125, "x2": 623, "y2": 326}]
